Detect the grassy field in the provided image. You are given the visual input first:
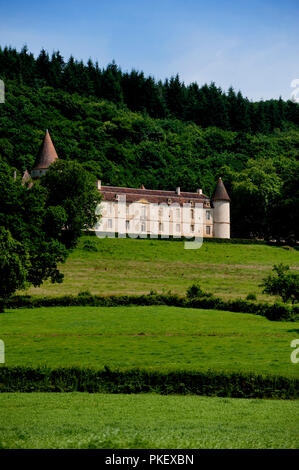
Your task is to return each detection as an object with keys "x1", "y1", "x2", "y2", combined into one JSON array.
[
  {"x1": 0, "y1": 393, "x2": 297, "y2": 449},
  {"x1": 21, "y1": 237, "x2": 299, "y2": 301},
  {"x1": 5, "y1": 238, "x2": 299, "y2": 450},
  {"x1": 1, "y1": 305, "x2": 298, "y2": 377}
]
